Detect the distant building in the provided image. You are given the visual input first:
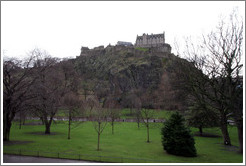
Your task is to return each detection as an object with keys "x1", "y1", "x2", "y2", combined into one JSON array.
[
  {"x1": 80, "y1": 32, "x2": 171, "y2": 56},
  {"x1": 117, "y1": 41, "x2": 133, "y2": 46},
  {"x1": 135, "y1": 32, "x2": 165, "y2": 47},
  {"x1": 135, "y1": 32, "x2": 171, "y2": 53}
]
